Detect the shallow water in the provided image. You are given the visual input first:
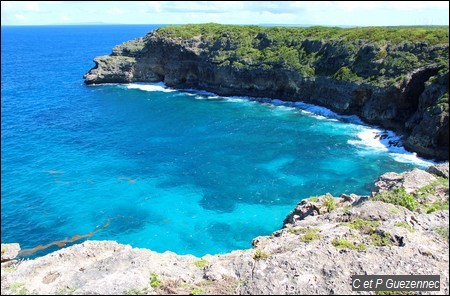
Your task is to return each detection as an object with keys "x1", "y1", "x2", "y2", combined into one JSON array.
[{"x1": 1, "y1": 25, "x2": 433, "y2": 257}]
